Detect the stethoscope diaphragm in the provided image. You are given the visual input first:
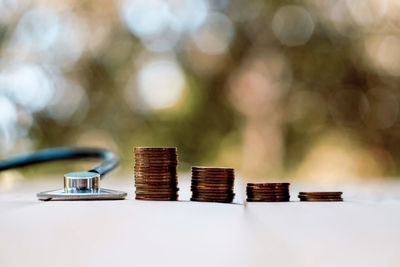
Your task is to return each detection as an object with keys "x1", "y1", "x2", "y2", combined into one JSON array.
[{"x1": 37, "y1": 171, "x2": 127, "y2": 200}]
